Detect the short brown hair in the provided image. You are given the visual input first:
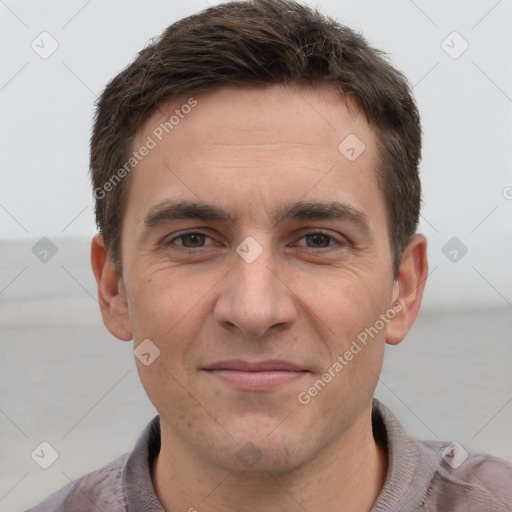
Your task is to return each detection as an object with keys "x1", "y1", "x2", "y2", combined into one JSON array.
[{"x1": 90, "y1": 0, "x2": 421, "y2": 276}]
